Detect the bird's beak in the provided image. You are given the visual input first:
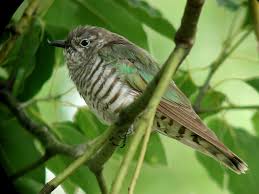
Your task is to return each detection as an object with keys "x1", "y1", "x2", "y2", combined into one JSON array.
[{"x1": 48, "y1": 39, "x2": 67, "y2": 48}]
